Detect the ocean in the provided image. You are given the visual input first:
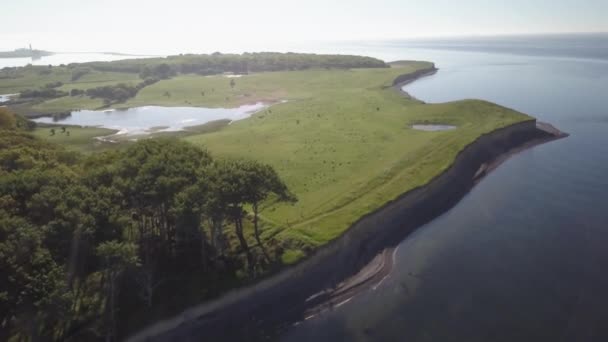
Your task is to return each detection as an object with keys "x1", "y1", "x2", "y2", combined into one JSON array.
[{"x1": 281, "y1": 34, "x2": 608, "y2": 342}]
